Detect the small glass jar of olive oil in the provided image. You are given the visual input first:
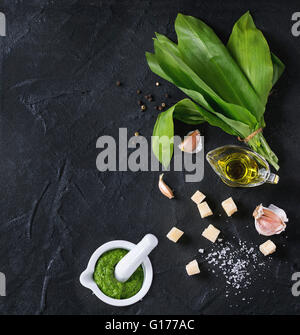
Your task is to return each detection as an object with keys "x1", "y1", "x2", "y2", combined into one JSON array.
[{"x1": 206, "y1": 145, "x2": 279, "y2": 187}]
